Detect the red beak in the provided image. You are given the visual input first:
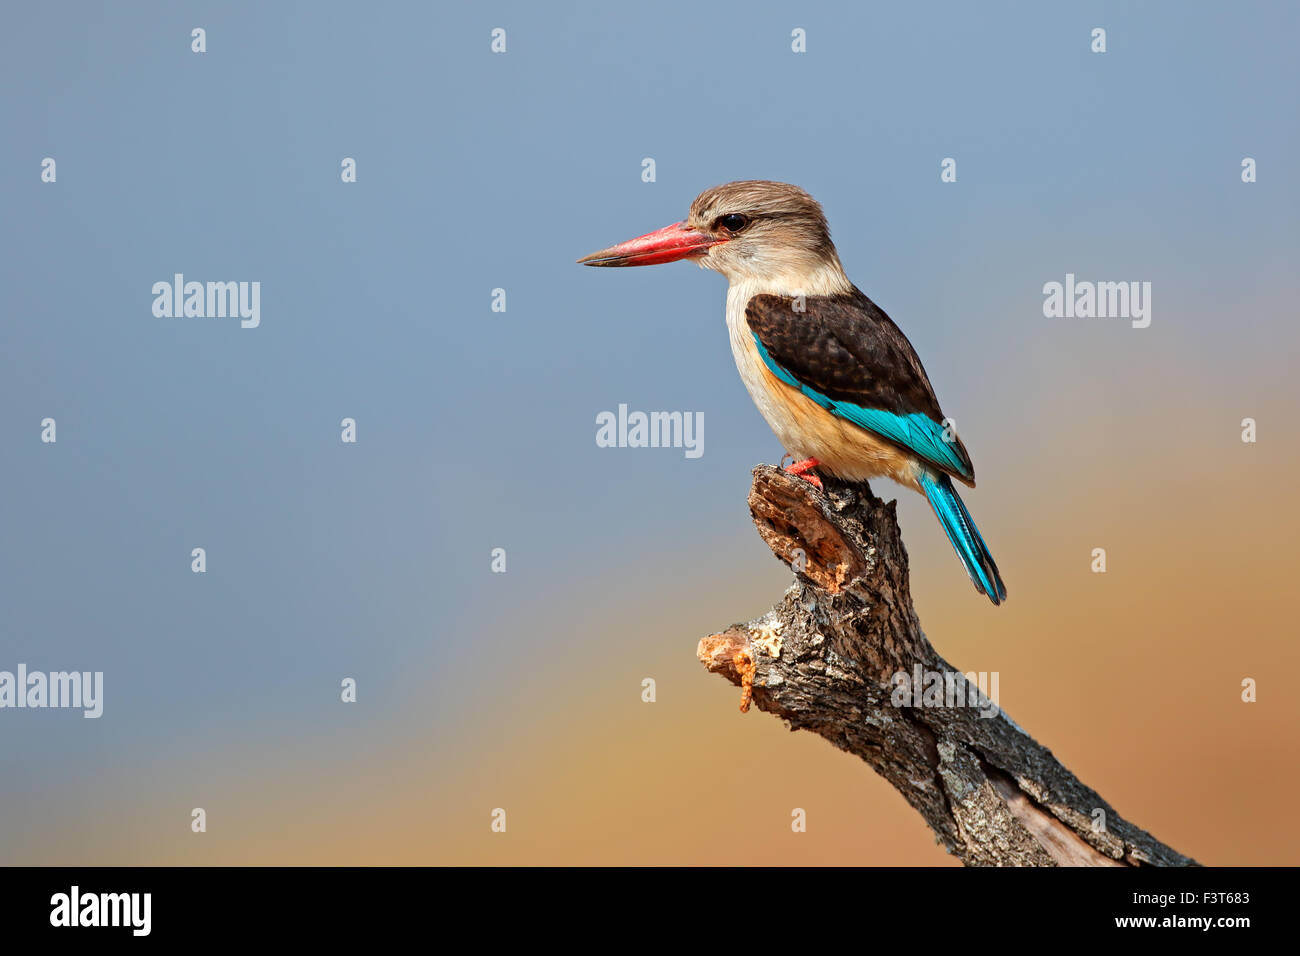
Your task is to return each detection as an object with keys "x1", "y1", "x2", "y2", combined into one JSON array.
[{"x1": 577, "y1": 221, "x2": 722, "y2": 267}]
